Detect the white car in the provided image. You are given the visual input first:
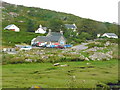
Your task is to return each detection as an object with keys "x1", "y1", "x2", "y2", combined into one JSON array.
[{"x1": 20, "y1": 46, "x2": 32, "y2": 51}]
